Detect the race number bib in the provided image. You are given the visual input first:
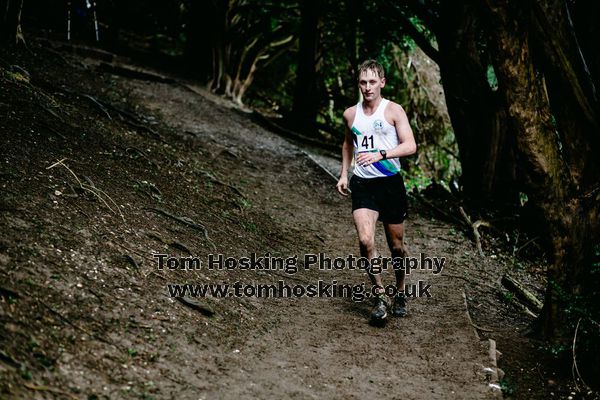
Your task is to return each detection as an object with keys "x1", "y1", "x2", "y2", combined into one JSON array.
[
  {"x1": 354, "y1": 119, "x2": 383, "y2": 153},
  {"x1": 357, "y1": 134, "x2": 374, "y2": 152}
]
